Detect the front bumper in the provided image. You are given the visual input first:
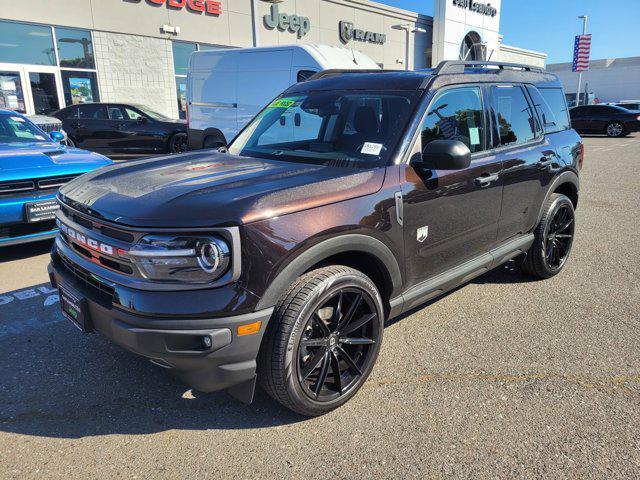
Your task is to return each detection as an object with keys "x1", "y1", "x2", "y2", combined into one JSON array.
[
  {"x1": 48, "y1": 248, "x2": 273, "y2": 397},
  {"x1": 0, "y1": 192, "x2": 58, "y2": 247}
]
